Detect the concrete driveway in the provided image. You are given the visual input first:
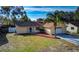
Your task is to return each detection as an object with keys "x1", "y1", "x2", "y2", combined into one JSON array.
[{"x1": 56, "y1": 33, "x2": 79, "y2": 46}]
